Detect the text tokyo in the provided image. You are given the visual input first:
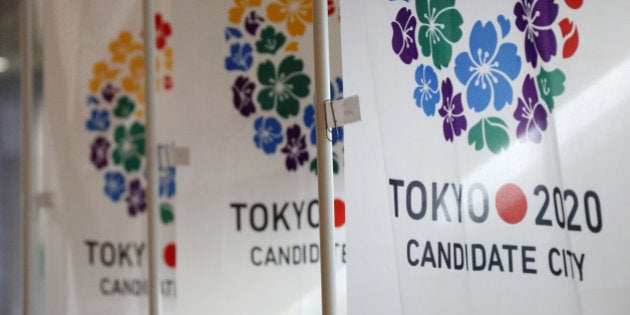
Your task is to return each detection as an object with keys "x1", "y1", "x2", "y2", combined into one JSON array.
[{"x1": 388, "y1": 178, "x2": 603, "y2": 232}]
